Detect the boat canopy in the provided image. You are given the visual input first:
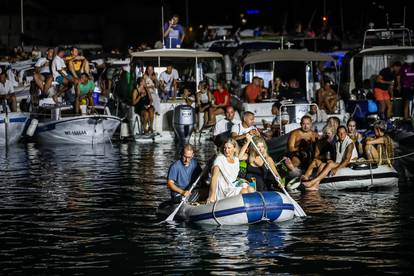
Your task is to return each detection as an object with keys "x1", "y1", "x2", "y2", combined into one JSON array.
[
  {"x1": 243, "y1": 49, "x2": 334, "y2": 65},
  {"x1": 131, "y1": 49, "x2": 223, "y2": 59}
]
